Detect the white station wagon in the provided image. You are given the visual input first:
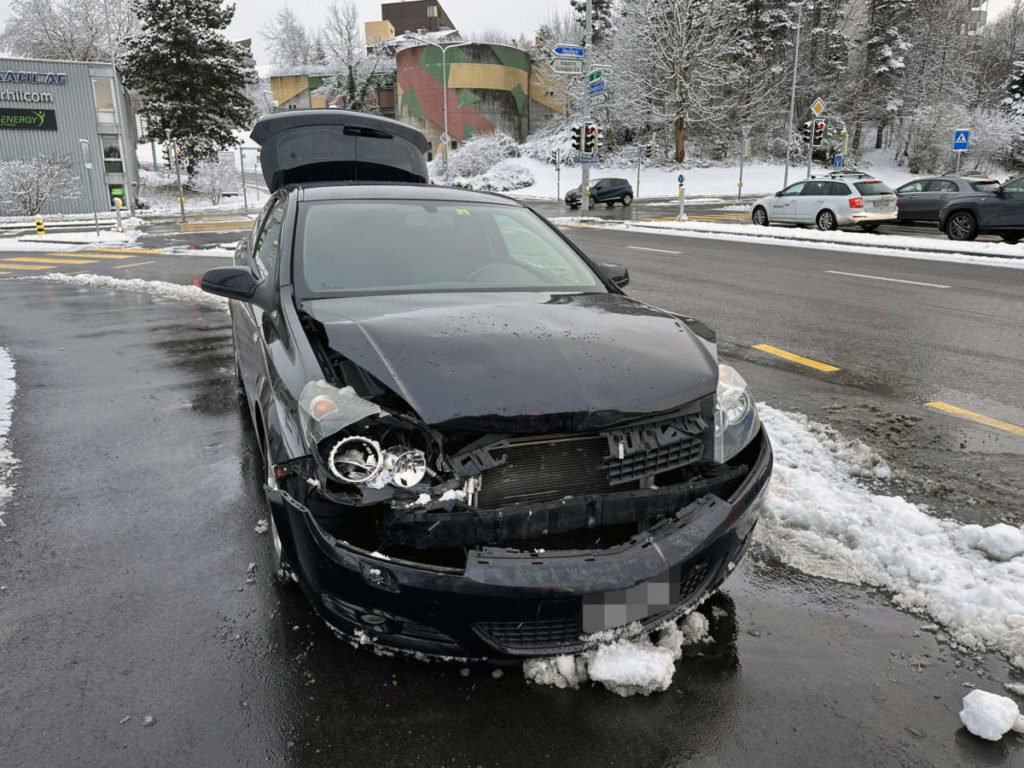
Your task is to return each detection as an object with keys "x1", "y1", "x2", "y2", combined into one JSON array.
[{"x1": 751, "y1": 173, "x2": 898, "y2": 231}]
